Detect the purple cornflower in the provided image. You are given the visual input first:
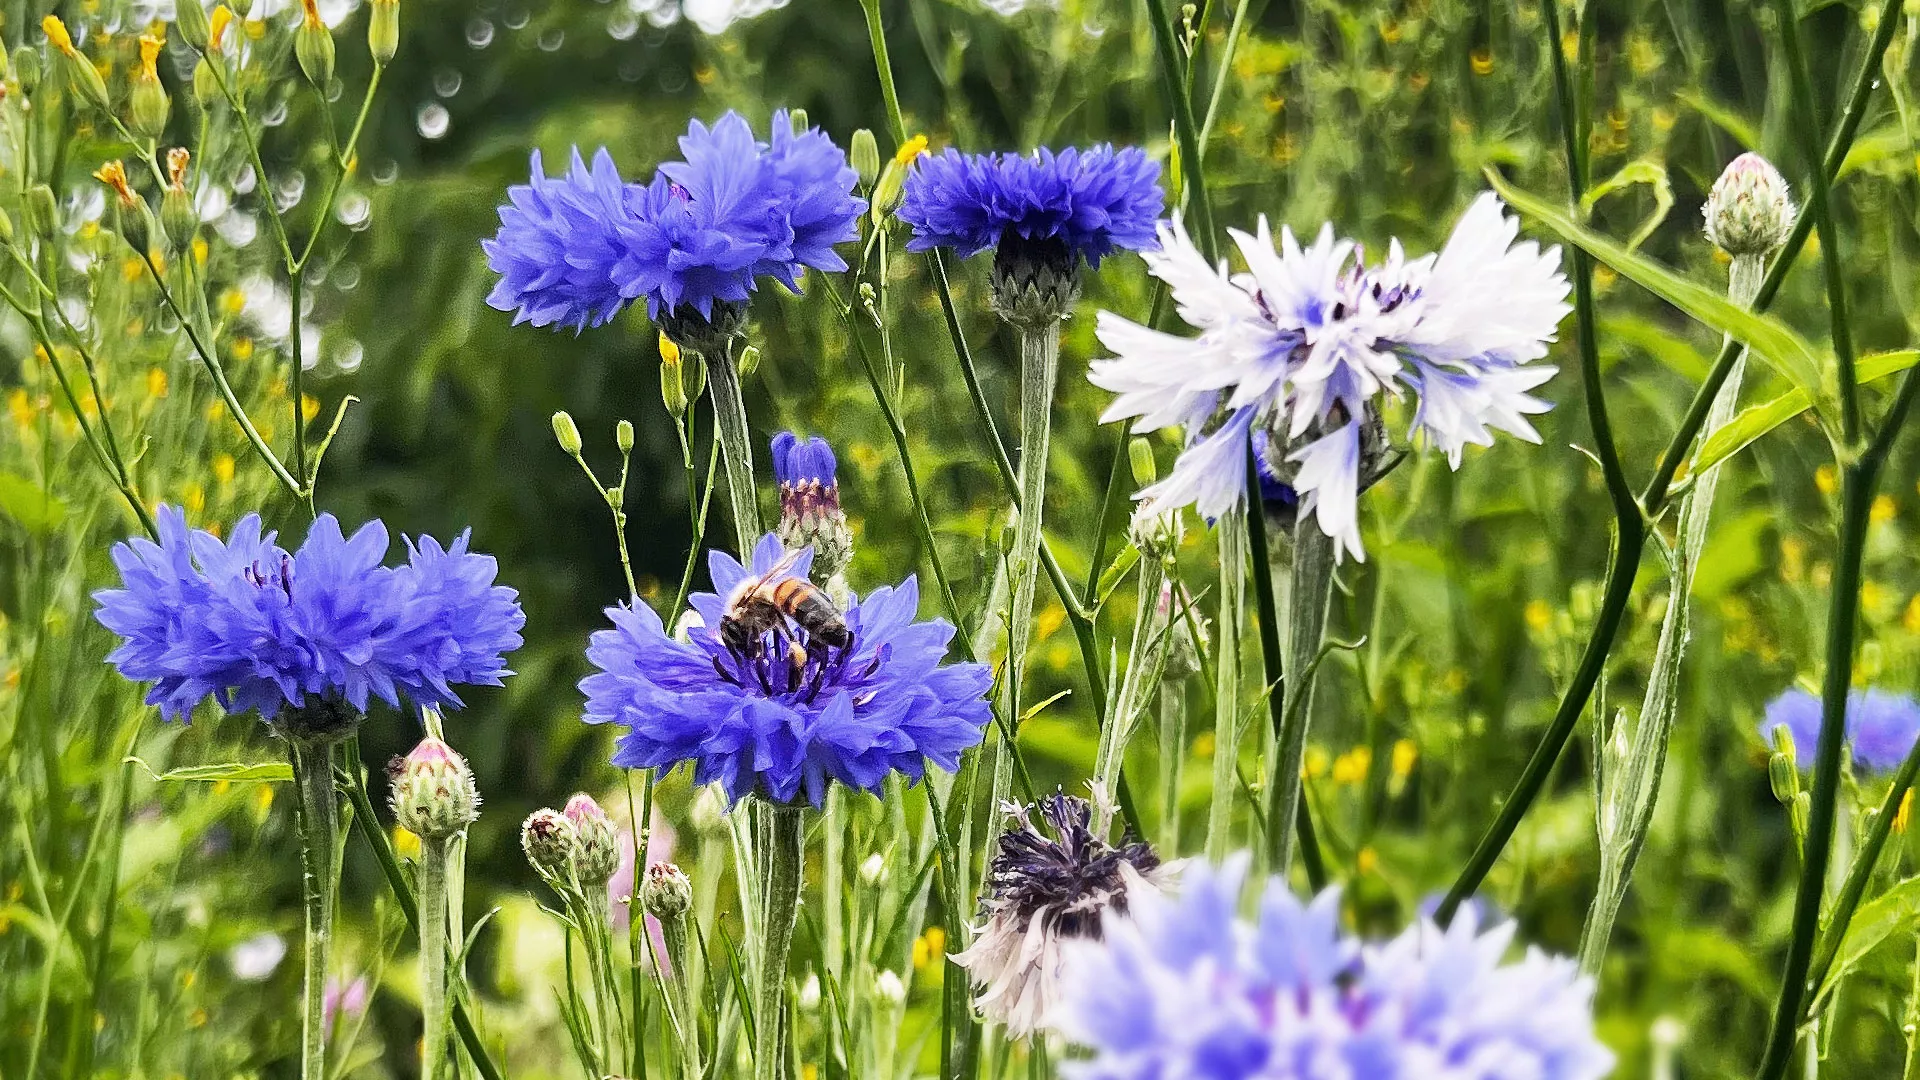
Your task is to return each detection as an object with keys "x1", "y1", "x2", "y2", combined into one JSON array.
[
  {"x1": 579, "y1": 534, "x2": 991, "y2": 806},
  {"x1": 484, "y1": 110, "x2": 864, "y2": 341},
  {"x1": 953, "y1": 793, "x2": 1166, "y2": 1037},
  {"x1": 1091, "y1": 195, "x2": 1569, "y2": 562},
  {"x1": 93, "y1": 506, "x2": 524, "y2": 728},
  {"x1": 771, "y1": 431, "x2": 851, "y2": 582},
  {"x1": 1761, "y1": 687, "x2": 1920, "y2": 773},
  {"x1": 1055, "y1": 856, "x2": 1613, "y2": 1079},
  {"x1": 899, "y1": 144, "x2": 1164, "y2": 325}
]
